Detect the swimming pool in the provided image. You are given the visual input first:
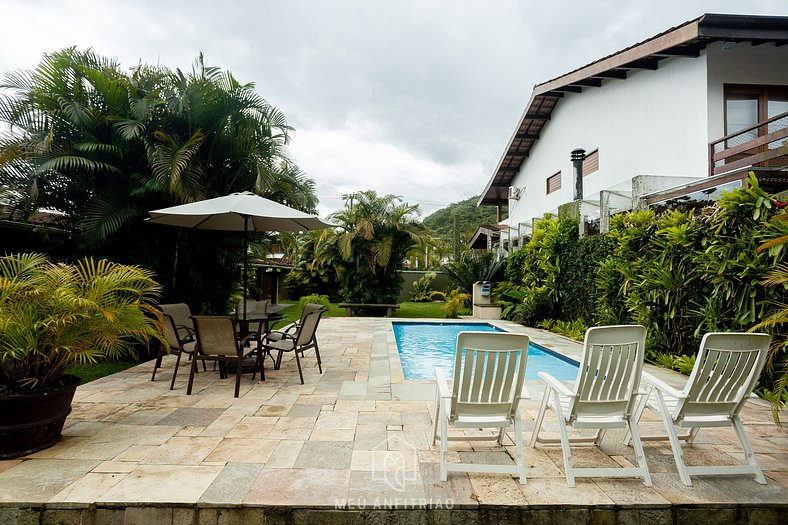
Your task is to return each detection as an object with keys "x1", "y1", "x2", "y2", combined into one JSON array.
[{"x1": 392, "y1": 321, "x2": 579, "y2": 381}]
